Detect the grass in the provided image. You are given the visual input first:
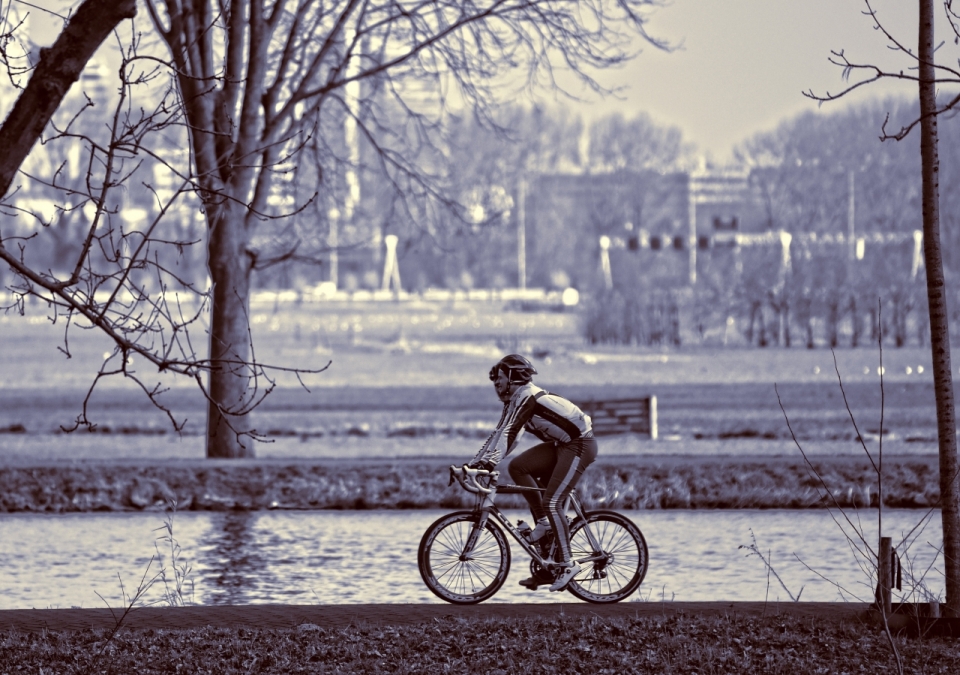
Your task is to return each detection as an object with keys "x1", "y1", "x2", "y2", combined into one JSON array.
[
  {"x1": 2, "y1": 613, "x2": 959, "y2": 674},
  {"x1": 0, "y1": 301, "x2": 946, "y2": 391}
]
